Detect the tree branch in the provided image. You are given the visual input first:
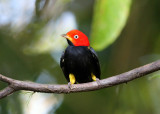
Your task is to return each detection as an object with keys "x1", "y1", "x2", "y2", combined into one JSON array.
[{"x1": 1, "y1": 60, "x2": 160, "y2": 99}]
